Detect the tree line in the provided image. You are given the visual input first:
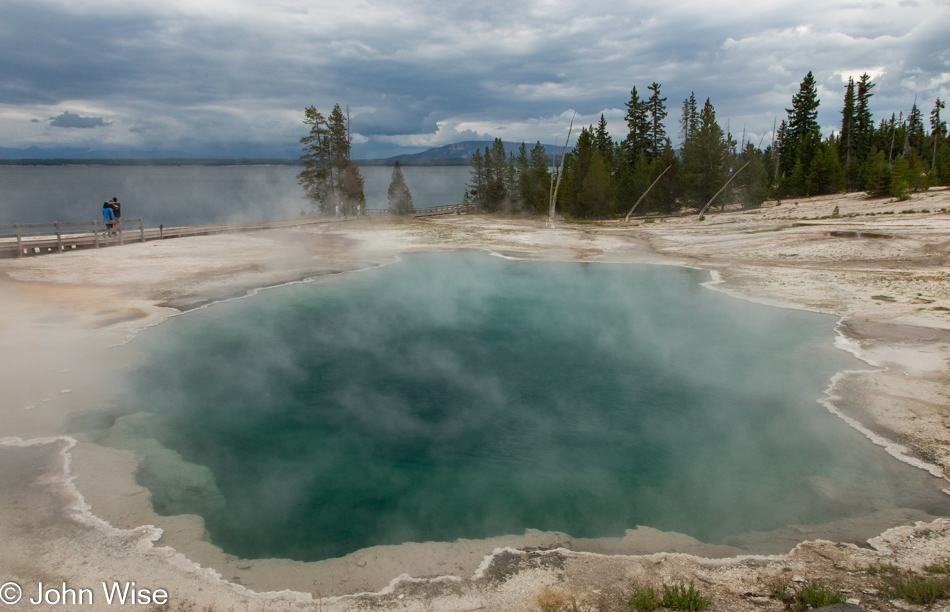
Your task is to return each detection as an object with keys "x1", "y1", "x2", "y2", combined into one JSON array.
[
  {"x1": 297, "y1": 103, "x2": 414, "y2": 215},
  {"x1": 463, "y1": 75, "x2": 949, "y2": 218}
]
